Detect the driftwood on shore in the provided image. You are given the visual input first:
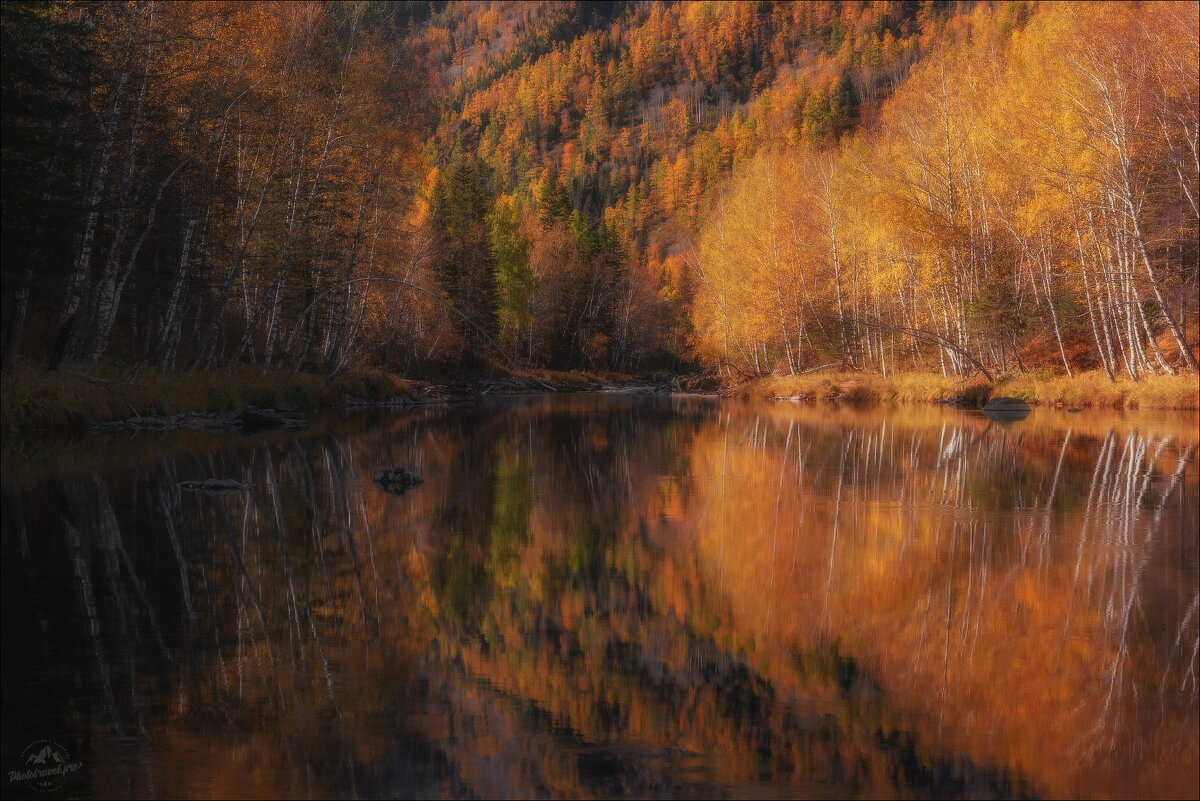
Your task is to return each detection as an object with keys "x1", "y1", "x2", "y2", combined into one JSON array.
[
  {"x1": 415, "y1": 374, "x2": 715, "y2": 400},
  {"x1": 93, "y1": 407, "x2": 308, "y2": 435},
  {"x1": 344, "y1": 375, "x2": 701, "y2": 408},
  {"x1": 343, "y1": 394, "x2": 421, "y2": 409},
  {"x1": 178, "y1": 479, "x2": 249, "y2": 495},
  {"x1": 85, "y1": 375, "x2": 715, "y2": 435}
]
